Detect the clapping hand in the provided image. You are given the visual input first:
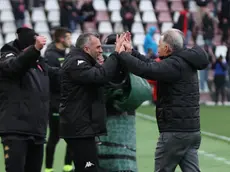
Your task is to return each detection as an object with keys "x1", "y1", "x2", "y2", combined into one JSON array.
[
  {"x1": 123, "y1": 31, "x2": 132, "y2": 53},
  {"x1": 115, "y1": 32, "x2": 133, "y2": 53},
  {"x1": 97, "y1": 55, "x2": 104, "y2": 65},
  {"x1": 115, "y1": 33, "x2": 126, "y2": 53}
]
